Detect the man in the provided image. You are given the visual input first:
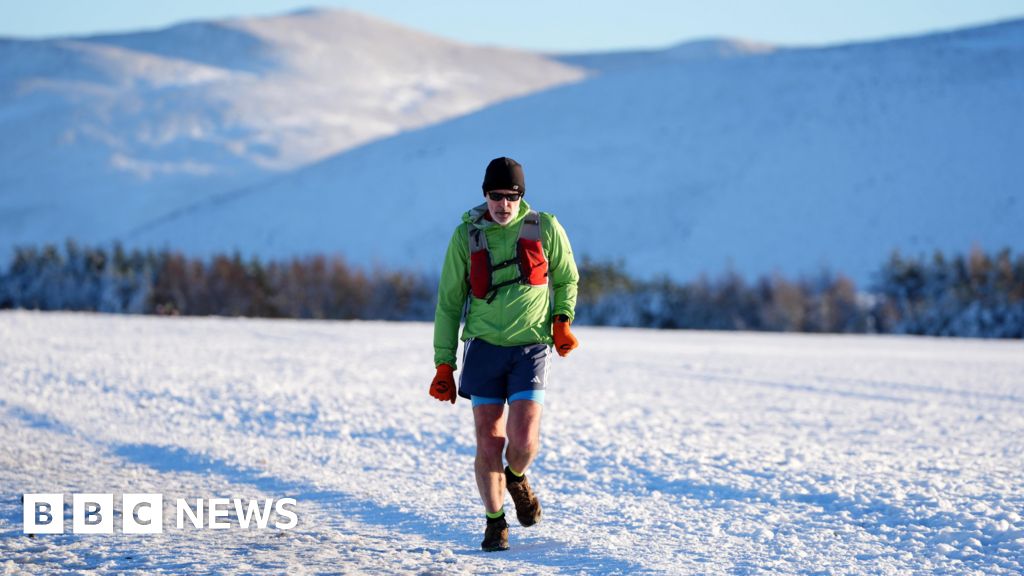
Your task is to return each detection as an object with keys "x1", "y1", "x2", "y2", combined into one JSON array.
[{"x1": 430, "y1": 156, "x2": 580, "y2": 552}]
